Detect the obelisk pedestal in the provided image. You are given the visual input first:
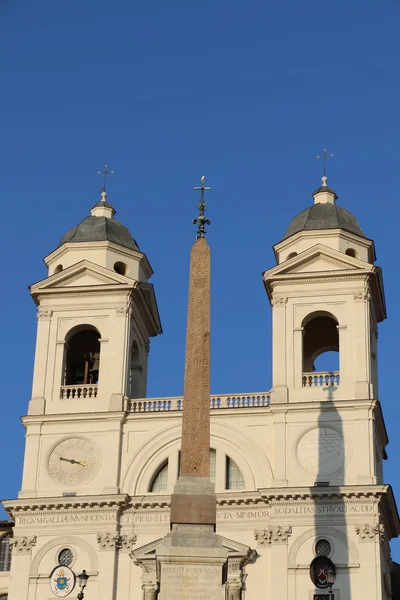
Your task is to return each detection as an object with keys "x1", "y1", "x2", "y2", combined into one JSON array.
[{"x1": 157, "y1": 190, "x2": 228, "y2": 599}]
